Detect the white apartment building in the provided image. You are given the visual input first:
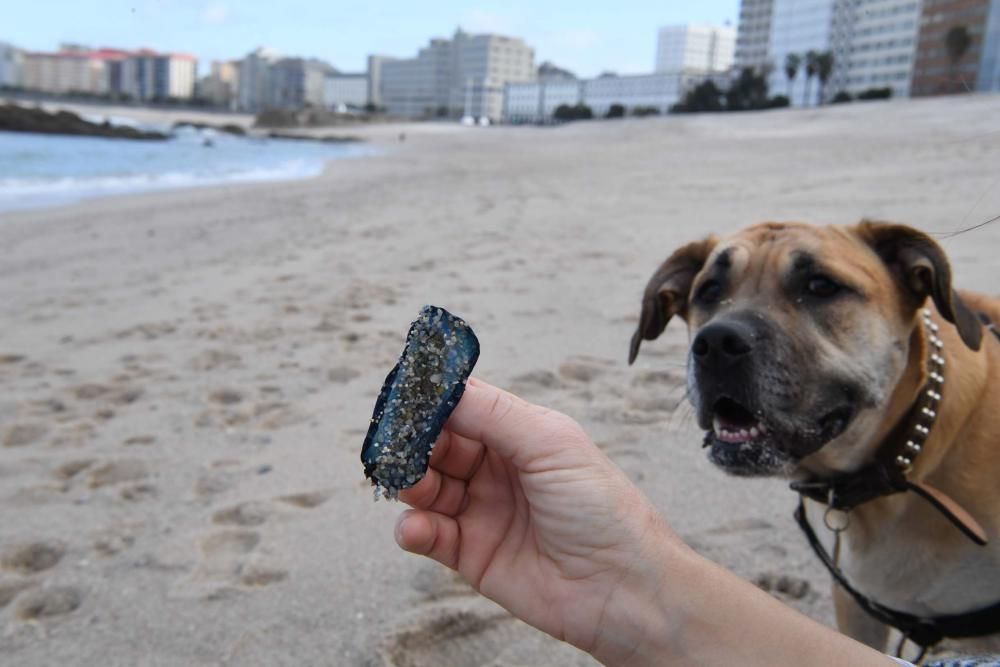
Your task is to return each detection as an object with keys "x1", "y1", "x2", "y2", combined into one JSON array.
[
  {"x1": 366, "y1": 55, "x2": 397, "y2": 107},
  {"x1": 201, "y1": 60, "x2": 240, "y2": 108},
  {"x1": 120, "y1": 51, "x2": 198, "y2": 101},
  {"x1": 504, "y1": 72, "x2": 731, "y2": 122},
  {"x1": 21, "y1": 50, "x2": 114, "y2": 95},
  {"x1": 978, "y1": 0, "x2": 1000, "y2": 92},
  {"x1": 741, "y1": 0, "x2": 923, "y2": 104},
  {"x1": 378, "y1": 29, "x2": 535, "y2": 120},
  {"x1": 324, "y1": 73, "x2": 368, "y2": 108},
  {"x1": 0, "y1": 42, "x2": 24, "y2": 88},
  {"x1": 238, "y1": 48, "x2": 280, "y2": 111},
  {"x1": 766, "y1": 0, "x2": 837, "y2": 105},
  {"x1": 656, "y1": 24, "x2": 736, "y2": 73},
  {"x1": 735, "y1": 0, "x2": 775, "y2": 72},
  {"x1": 831, "y1": 0, "x2": 921, "y2": 97},
  {"x1": 504, "y1": 80, "x2": 581, "y2": 121}
]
